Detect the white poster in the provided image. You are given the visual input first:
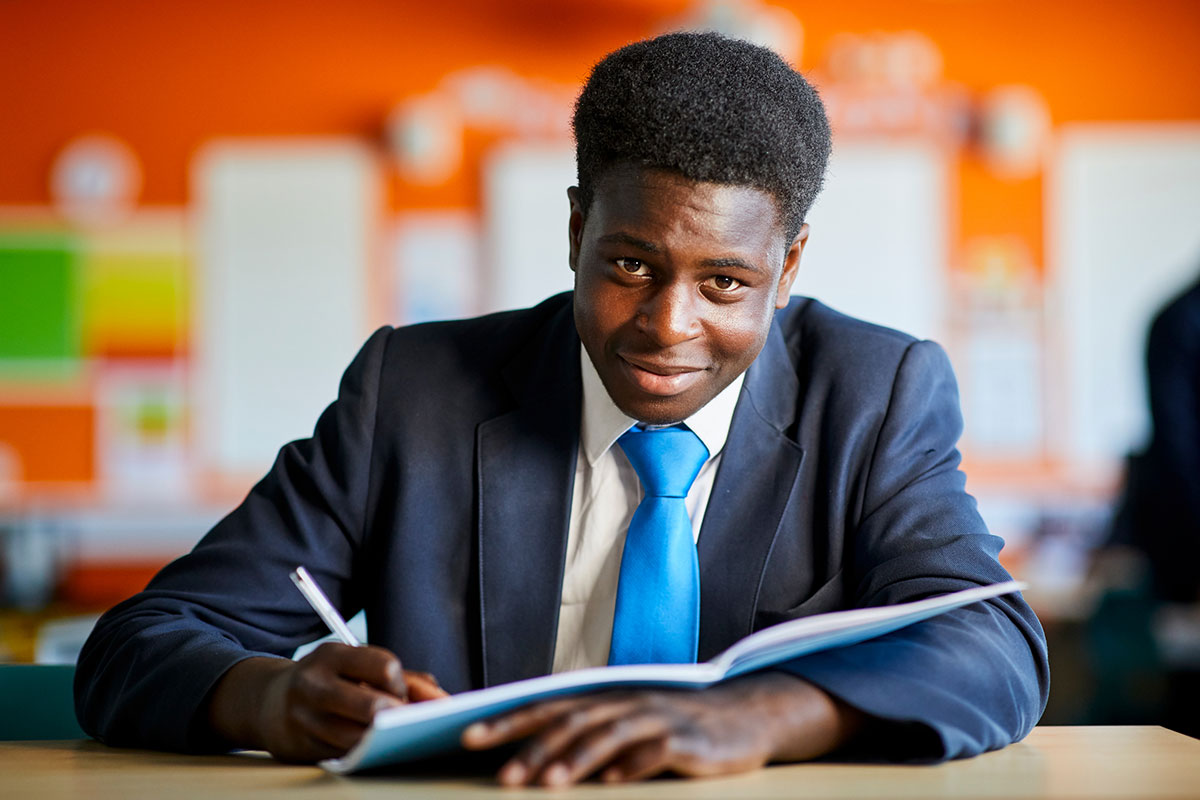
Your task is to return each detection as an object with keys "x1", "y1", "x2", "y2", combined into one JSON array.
[
  {"x1": 797, "y1": 139, "x2": 948, "y2": 344},
  {"x1": 193, "y1": 140, "x2": 377, "y2": 477},
  {"x1": 1048, "y1": 124, "x2": 1200, "y2": 467},
  {"x1": 481, "y1": 142, "x2": 577, "y2": 314}
]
